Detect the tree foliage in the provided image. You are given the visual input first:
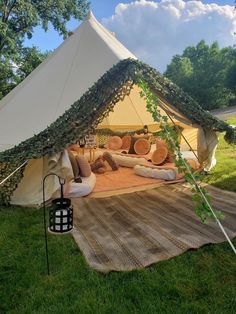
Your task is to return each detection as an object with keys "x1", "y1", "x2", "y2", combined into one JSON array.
[
  {"x1": 165, "y1": 41, "x2": 236, "y2": 110},
  {"x1": 0, "y1": 0, "x2": 89, "y2": 57},
  {"x1": 0, "y1": 0, "x2": 89, "y2": 99},
  {"x1": 0, "y1": 47, "x2": 49, "y2": 100}
]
